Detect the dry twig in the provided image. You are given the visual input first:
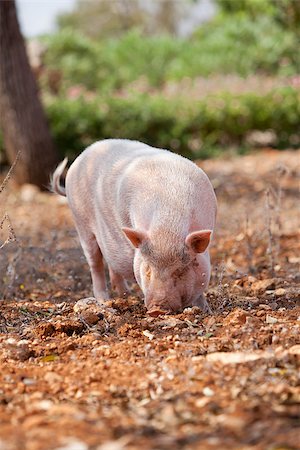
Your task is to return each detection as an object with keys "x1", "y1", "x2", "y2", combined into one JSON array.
[
  {"x1": 0, "y1": 150, "x2": 21, "y2": 195},
  {"x1": 0, "y1": 213, "x2": 17, "y2": 249}
]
